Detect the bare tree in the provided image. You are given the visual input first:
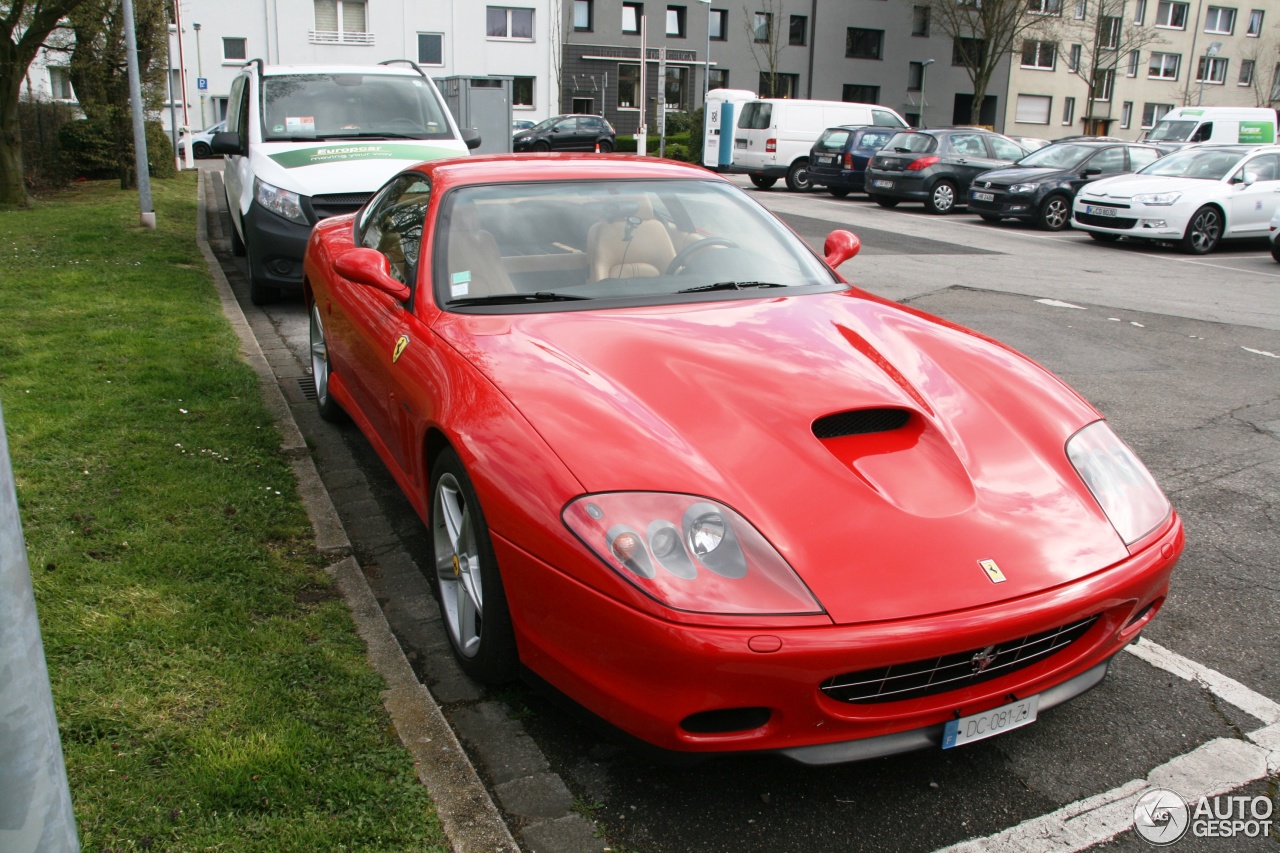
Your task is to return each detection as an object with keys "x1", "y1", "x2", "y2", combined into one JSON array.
[
  {"x1": 742, "y1": 0, "x2": 787, "y2": 97},
  {"x1": 922, "y1": 0, "x2": 1052, "y2": 124},
  {"x1": 1, "y1": 0, "x2": 96, "y2": 204},
  {"x1": 1239, "y1": 22, "x2": 1280, "y2": 107}
]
